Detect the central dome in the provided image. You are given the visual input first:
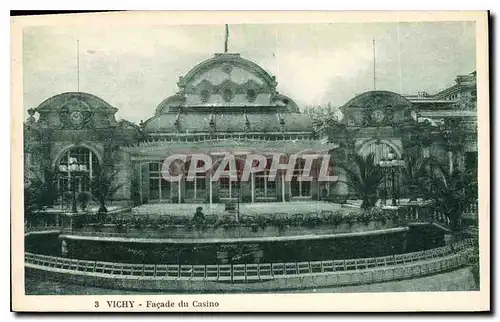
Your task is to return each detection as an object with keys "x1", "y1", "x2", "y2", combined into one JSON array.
[
  {"x1": 154, "y1": 53, "x2": 299, "y2": 115},
  {"x1": 144, "y1": 53, "x2": 310, "y2": 135}
]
